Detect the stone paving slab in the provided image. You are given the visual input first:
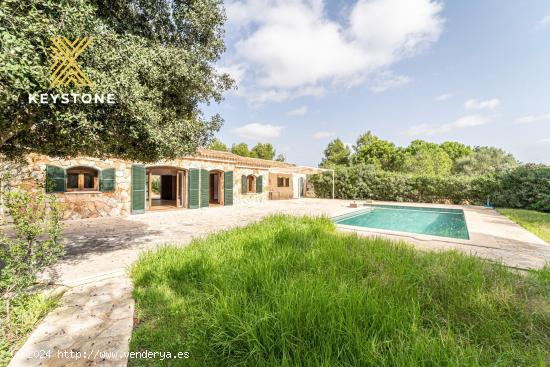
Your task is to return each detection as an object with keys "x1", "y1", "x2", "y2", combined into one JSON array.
[
  {"x1": 9, "y1": 278, "x2": 133, "y2": 367},
  {"x1": 10, "y1": 199, "x2": 550, "y2": 366}
]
